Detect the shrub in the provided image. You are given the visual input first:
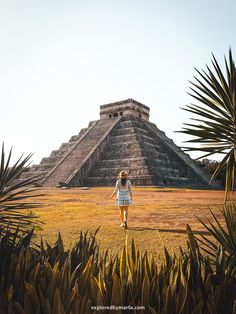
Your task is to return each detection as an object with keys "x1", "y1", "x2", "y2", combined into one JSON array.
[
  {"x1": 0, "y1": 219, "x2": 236, "y2": 313},
  {"x1": 0, "y1": 144, "x2": 43, "y2": 239}
]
